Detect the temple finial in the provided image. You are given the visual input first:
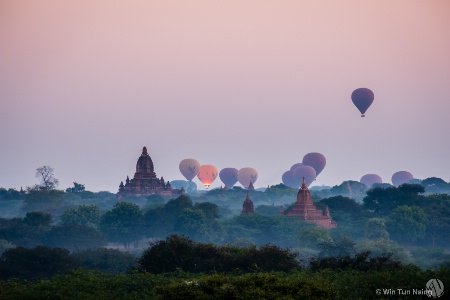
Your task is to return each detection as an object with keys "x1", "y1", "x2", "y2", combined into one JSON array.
[
  {"x1": 142, "y1": 146, "x2": 148, "y2": 155},
  {"x1": 301, "y1": 177, "x2": 307, "y2": 190}
]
